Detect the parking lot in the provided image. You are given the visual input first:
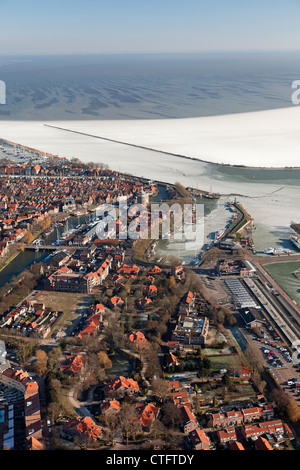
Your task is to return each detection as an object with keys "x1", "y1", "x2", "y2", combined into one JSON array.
[
  {"x1": 241, "y1": 322, "x2": 300, "y2": 402},
  {"x1": 200, "y1": 273, "x2": 300, "y2": 404}
]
